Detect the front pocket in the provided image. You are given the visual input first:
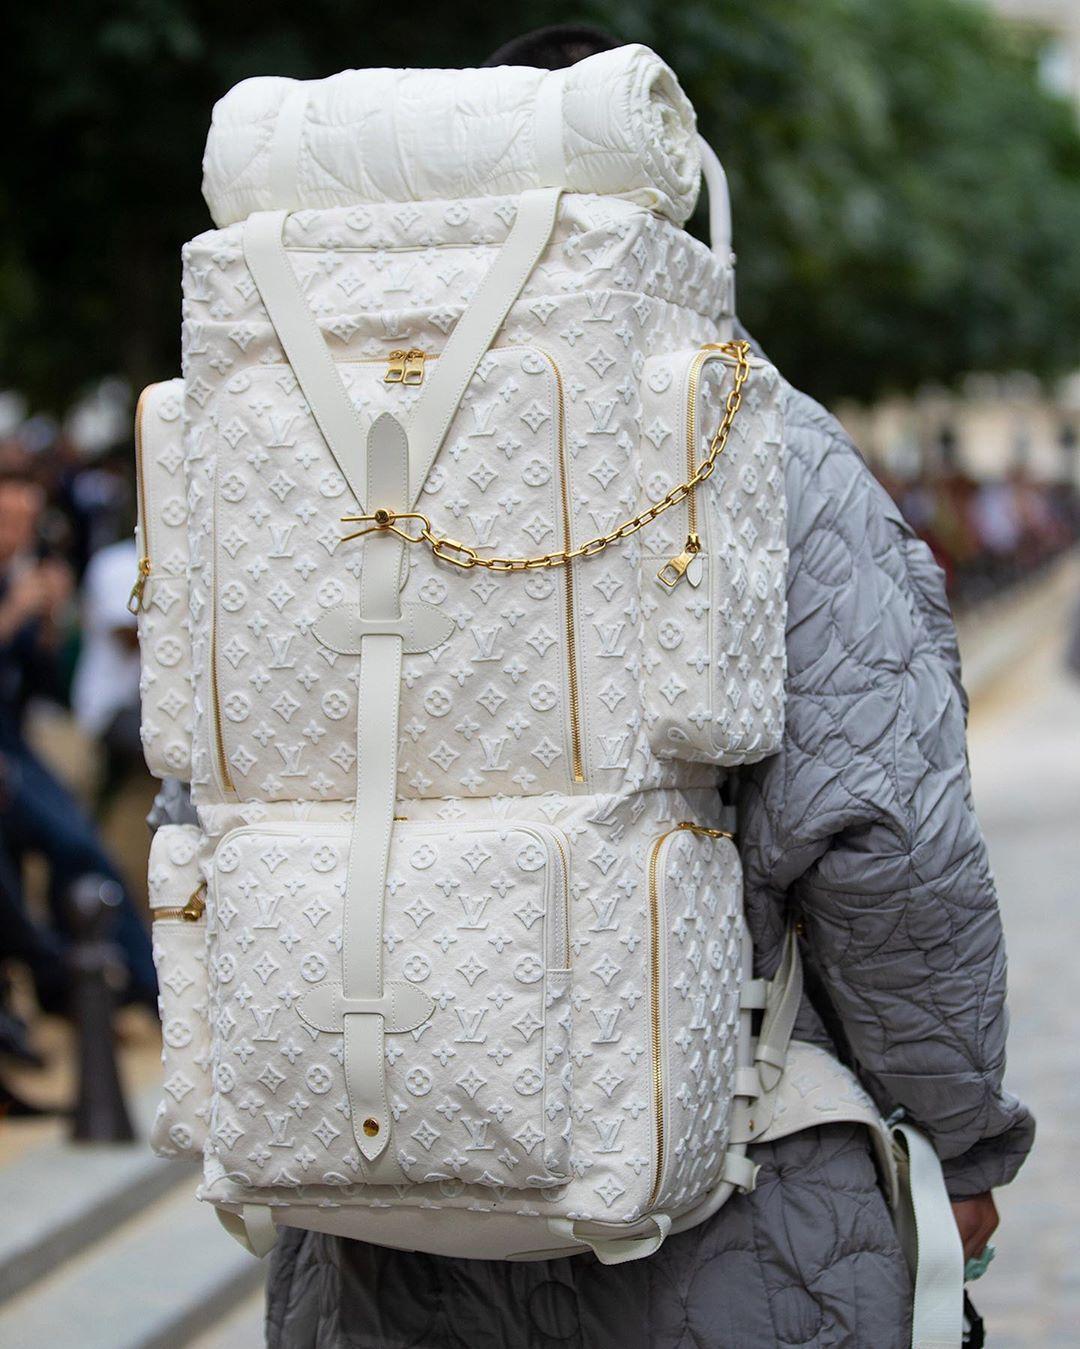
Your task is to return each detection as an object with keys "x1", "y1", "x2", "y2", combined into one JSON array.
[
  {"x1": 638, "y1": 348, "x2": 787, "y2": 766},
  {"x1": 147, "y1": 824, "x2": 211, "y2": 1158},
  {"x1": 209, "y1": 344, "x2": 585, "y2": 801},
  {"x1": 133, "y1": 379, "x2": 193, "y2": 781},
  {"x1": 646, "y1": 822, "x2": 746, "y2": 1213},
  {"x1": 206, "y1": 819, "x2": 573, "y2": 1190}
]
